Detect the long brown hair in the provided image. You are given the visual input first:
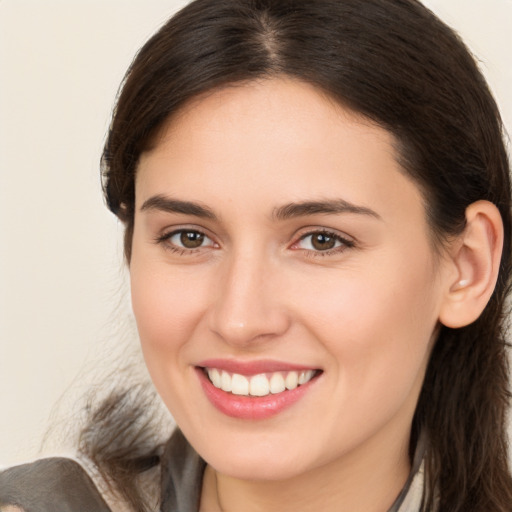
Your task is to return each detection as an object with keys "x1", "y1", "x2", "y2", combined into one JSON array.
[{"x1": 88, "y1": 1, "x2": 512, "y2": 510}]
